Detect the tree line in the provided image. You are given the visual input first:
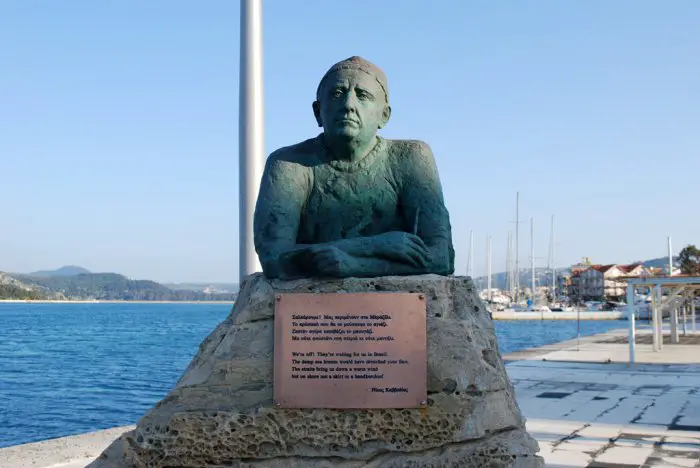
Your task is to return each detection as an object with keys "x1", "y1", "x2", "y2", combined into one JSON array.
[{"x1": 679, "y1": 245, "x2": 700, "y2": 276}]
